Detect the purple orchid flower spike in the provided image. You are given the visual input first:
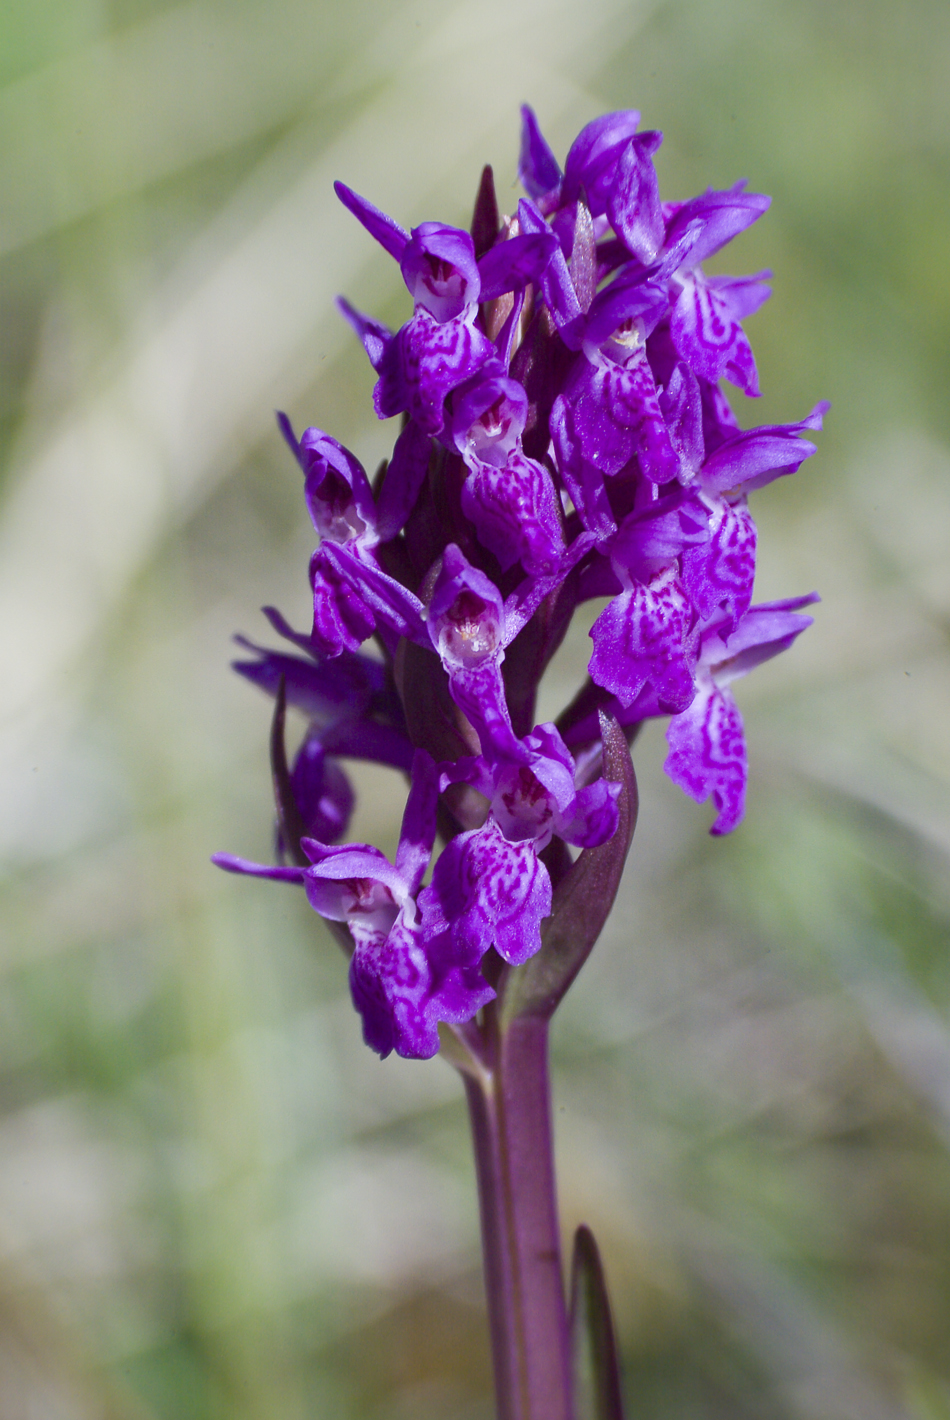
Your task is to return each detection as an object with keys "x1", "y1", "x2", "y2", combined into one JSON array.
[{"x1": 216, "y1": 106, "x2": 827, "y2": 1420}]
